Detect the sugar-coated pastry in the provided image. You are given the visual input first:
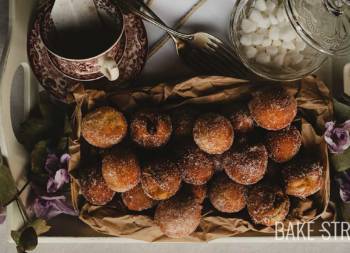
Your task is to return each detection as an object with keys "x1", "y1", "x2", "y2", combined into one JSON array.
[
  {"x1": 141, "y1": 156, "x2": 182, "y2": 200},
  {"x1": 171, "y1": 108, "x2": 198, "y2": 138},
  {"x1": 81, "y1": 106, "x2": 128, "y2": 148},
  {"x1": 209, "y1": 173, "x2": 247, "y2": 213},
  {"x1": 193, "y1": 113, "x2": 234, "y2": 155},
  {"x1": 282, "y1": 157, "x2": 323, "y2": 198},
  {"x1": 226, "y1": 105, "x2": 255, "y2": 134},
  {"x1": 130, "y1": 110, "x2": 172, "y2": 148},
  {"x1": 248, "y1": 86, "x2": 297, "y2": 130},
  {"x1": 247, "y1": 184, "x2": 290, "y2": 226},
  {"x1": 265, "y1": 125, "x2": 302, "y2": 163},
  {"x1": 179, "y1": 144, "x2": 214, "y2": 185},
  {"x1": 154, "y1": 193, "x2": 202, "y2": 238},
  {"x1": 102, "y1": 148, "x2": 141, "y2": 192},
  {"x1": 121, "y1": 184, "x2": 157, "y2": 211},
  {"x1": 223, "y1": 143, "x2": 268, "y2": 185},
  {"x1": 80, "y1": 165, "x2": 115, "y2": 206}
]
